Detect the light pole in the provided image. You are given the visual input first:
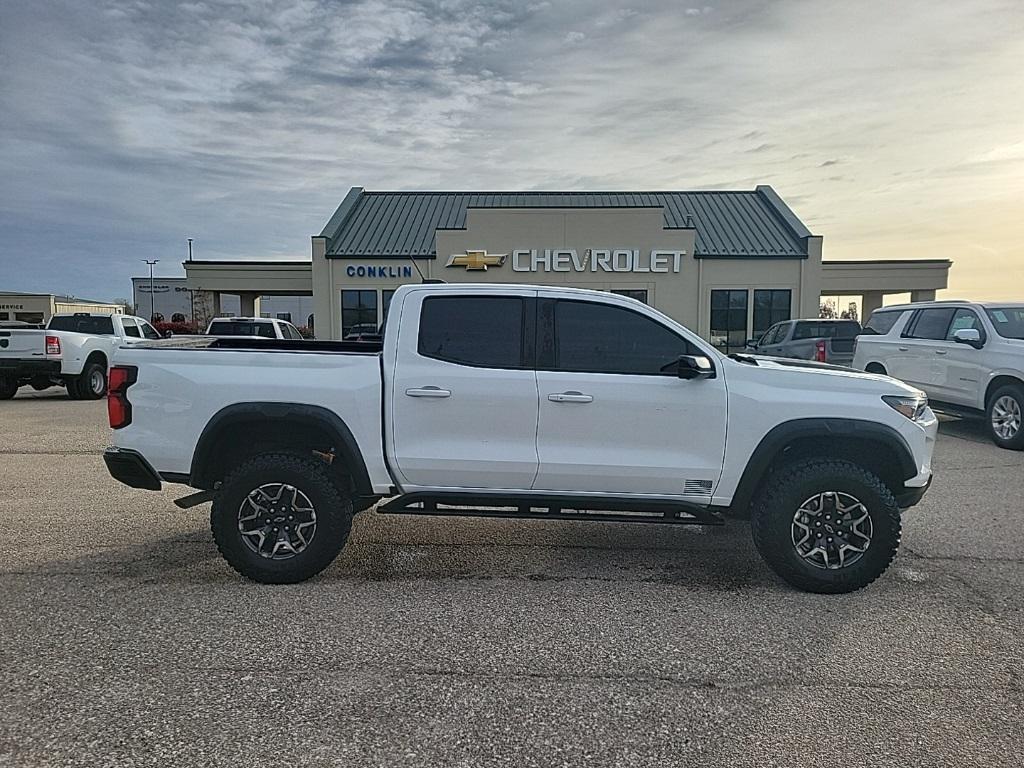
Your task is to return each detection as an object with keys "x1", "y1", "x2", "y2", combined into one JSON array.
[
  {"x1": 143, "y1": 259, "x2": 159, "y2": 321},
  {"x1": 187, "y1": 238, "x2": 195, "y2": 324}
]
